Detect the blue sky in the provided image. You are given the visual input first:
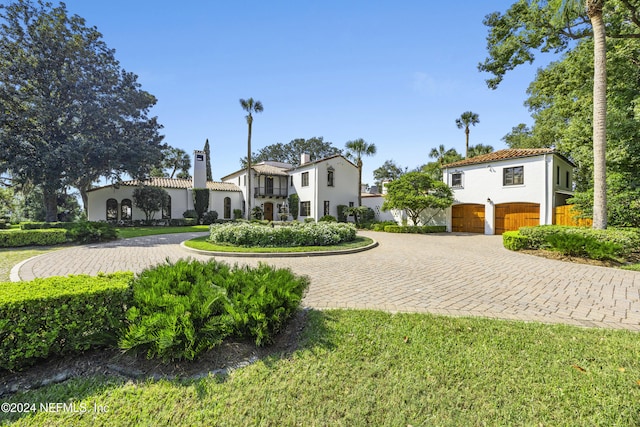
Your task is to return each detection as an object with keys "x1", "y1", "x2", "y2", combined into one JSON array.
[{"x1": 62, "y1": 1, "x2": 559, "y2": 185}]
